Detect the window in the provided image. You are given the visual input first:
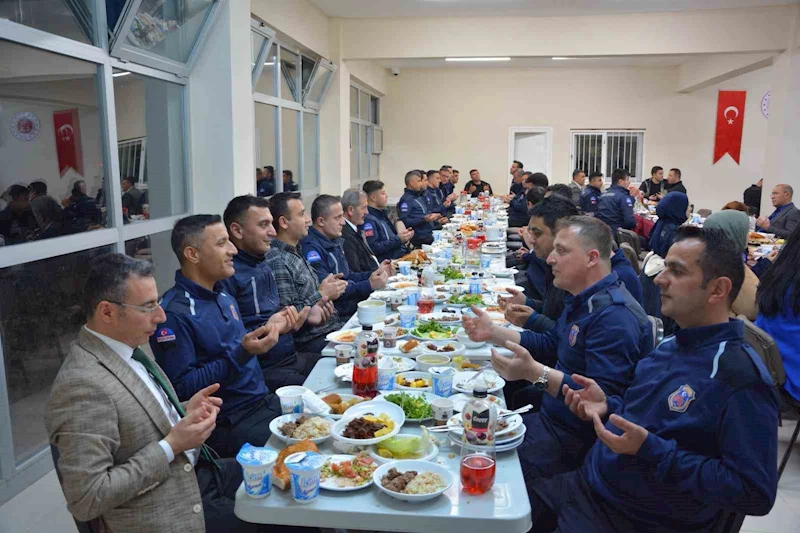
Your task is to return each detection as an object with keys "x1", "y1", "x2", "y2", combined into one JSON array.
[
  {"x1": 125, "y1": 230, "x2": 179, "y2": 298},
  {"x1": 113, "y1": 68, "x2": 188, "y2": 223},
  {"x1": 281, "y1": 108, "x2": 300, "y2": 189},
  {"x1": 303, "y1": 112, "x2": 319, "y2": 189},
  {"x1": 280, "y1": 50, "x2": 300, "y2": 102},
  {"x1": 0, "y1": 0, "x2": 95, "y2": 44},
  {"x1": 255, "y1": 43, "x2": 278, "y2": 97},
  {"x1": 570, "y1": 130, "x2": 645, "y2": 183},
  {"x1": 350, "y1": 84, "x2": 382, "y2": 186},
  {"x1": 302, "y1": 59, "x2": 336, "y2": 111},
  {"x1": 254, "y1": 104, "x2": 278, "y2": 196}
]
